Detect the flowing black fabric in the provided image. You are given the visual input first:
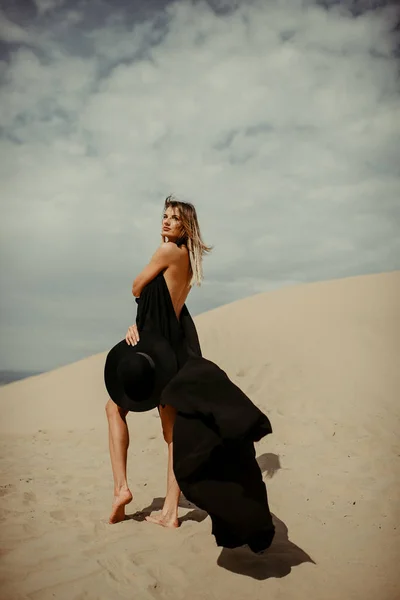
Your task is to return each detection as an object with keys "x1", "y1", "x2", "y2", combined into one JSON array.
[{"x1": 135, "y1": 271, "x2": 275, "y2": 552}]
